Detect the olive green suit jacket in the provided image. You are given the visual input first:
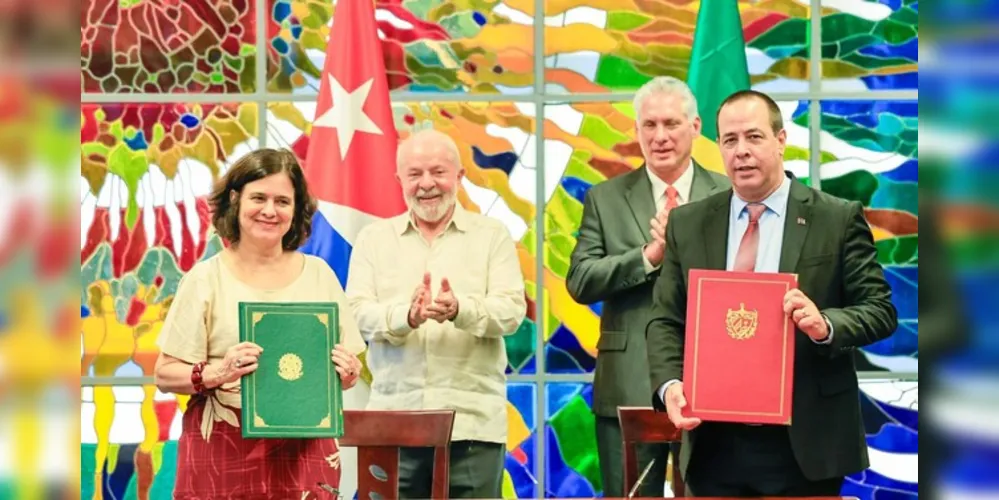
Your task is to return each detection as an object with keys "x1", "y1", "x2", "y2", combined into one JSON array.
[{"x1": 566, "y1": 162, "x2": 729, "y2": 417}]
